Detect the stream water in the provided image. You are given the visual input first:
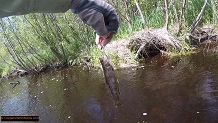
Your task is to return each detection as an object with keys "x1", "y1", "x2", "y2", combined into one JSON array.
[{"x1": 0, "y1": 47, "x2": 218, "y2": 123}]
